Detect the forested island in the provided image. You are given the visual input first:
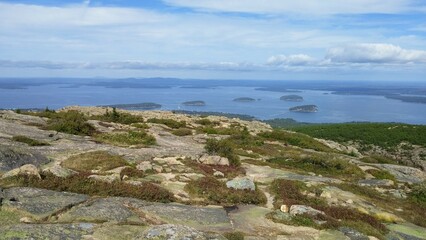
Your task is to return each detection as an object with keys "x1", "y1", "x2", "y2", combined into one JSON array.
[
  {"x1": 233, "y1": 97, "x2": 256, "y2": 102},
  {"x1": 280, "y1": 95, "x2": 304, "y2": 102},
  {"x1": 103, "y1": 102, "x2": 162, "y2": 110},
  {"x1": 289, "y1": 105, "x2": 318, "y2": 113},
  {"x1": 182, "y1": 100, "x2": 206, "y2": 106}
]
